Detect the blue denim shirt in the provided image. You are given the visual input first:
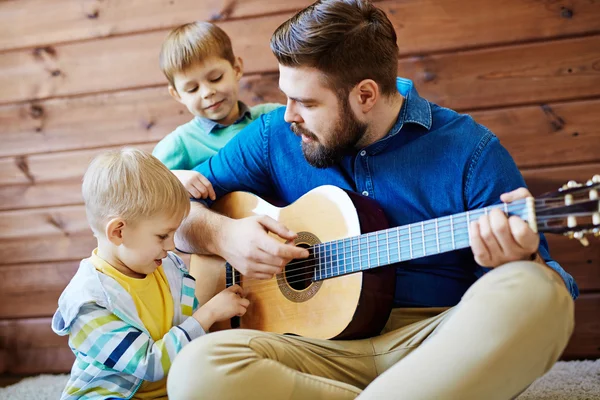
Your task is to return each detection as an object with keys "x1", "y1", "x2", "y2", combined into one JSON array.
[{"x1": 194, "y1": 78, "x2": 578, "y2": 306}]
